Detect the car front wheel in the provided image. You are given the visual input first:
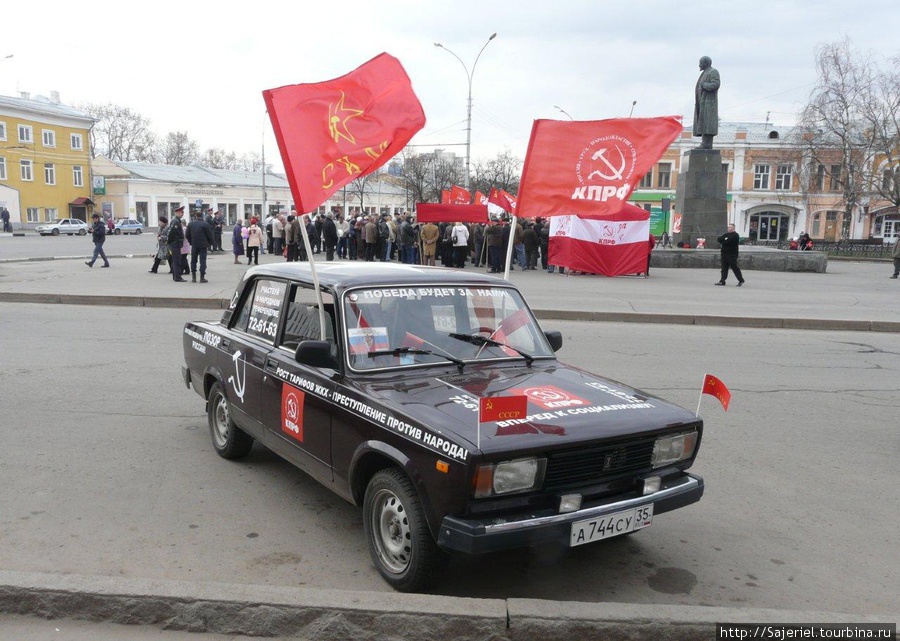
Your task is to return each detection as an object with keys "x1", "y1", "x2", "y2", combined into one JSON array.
[
  {"x1": 51, "y1": 229, "x2": 59, "y2": 236},
  {"x1": 114, "y1": 228, "x2": 121, "y2": 235},
  {"x1": 207, "y1": 382, "x2": 253, "y2": 459},
  {"x1": 135, "y1": 228, "x2": 142, "y2": 235},
  {"x1": 363, "y1": 468, "x2": 448, "y2": 592},
  {"x1": 78, "y1": 229, "x2": 86, "y2": 235}
]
